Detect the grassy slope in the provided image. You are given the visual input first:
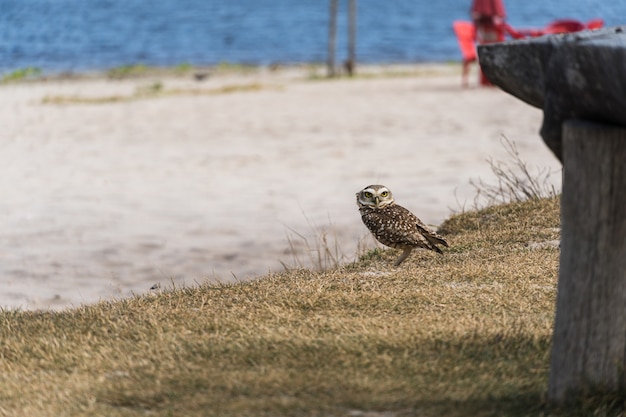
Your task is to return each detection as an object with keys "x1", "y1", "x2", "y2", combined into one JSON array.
[{"x1": 0, "y1": 197, "x2": 564, "y2": 417}]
